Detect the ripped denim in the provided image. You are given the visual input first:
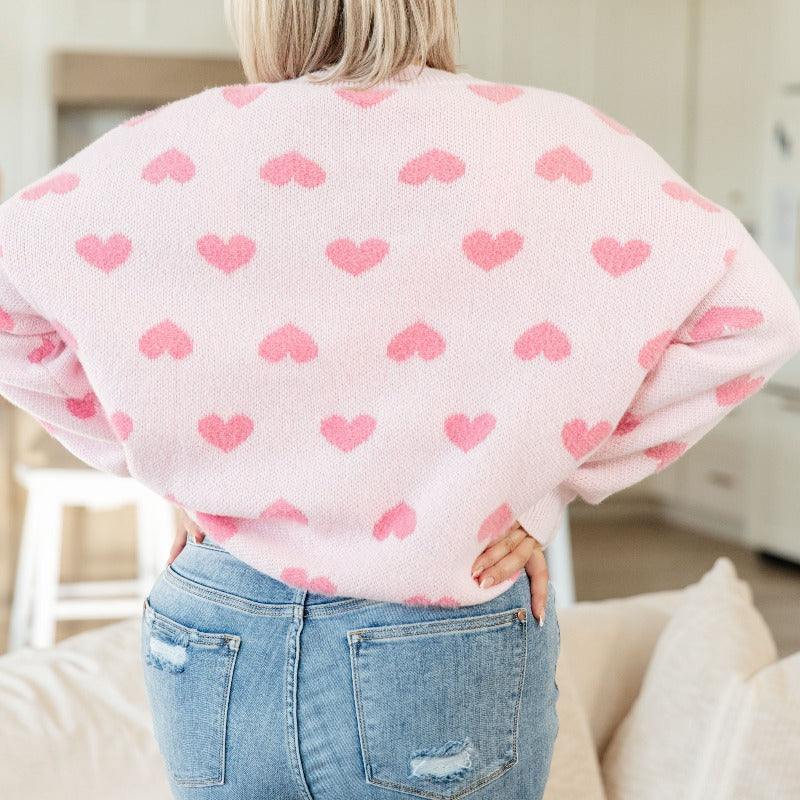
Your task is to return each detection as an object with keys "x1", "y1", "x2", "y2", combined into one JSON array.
[{"x1": 140, "y1": 534, "x2": 560, "y2": 799}]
